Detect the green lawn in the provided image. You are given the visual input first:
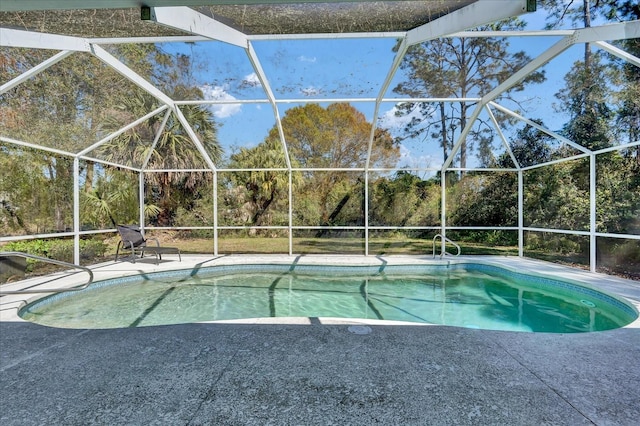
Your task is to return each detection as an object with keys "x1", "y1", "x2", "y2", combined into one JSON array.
[
  {"x1": 6, "y1": 234, "x2": 636, "y2": 281},
  {"x1": 105, "y1": 235, "x2": 519, "y2": 256}
]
